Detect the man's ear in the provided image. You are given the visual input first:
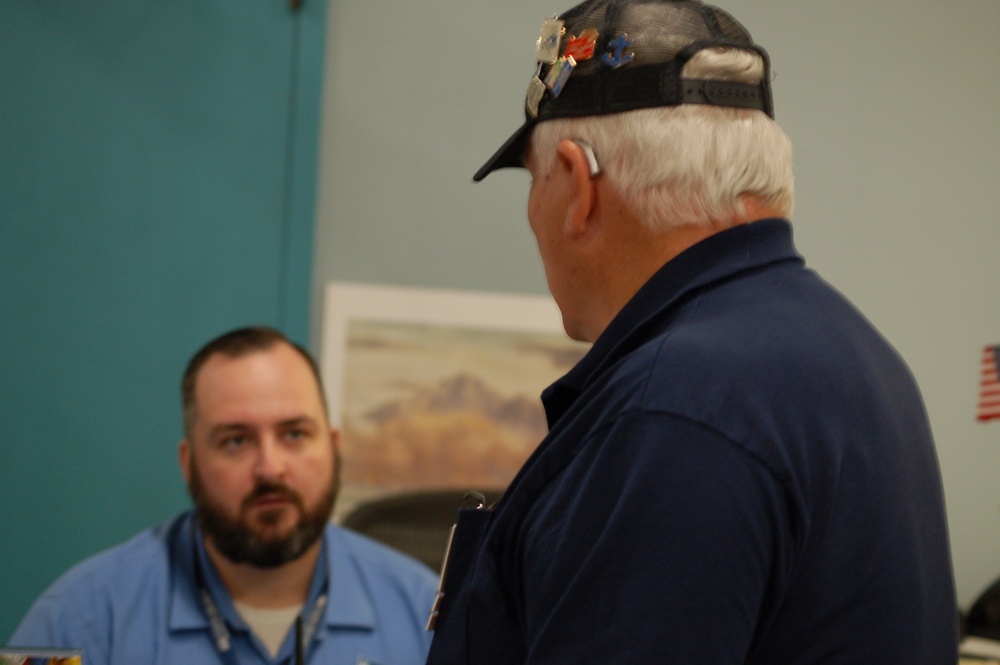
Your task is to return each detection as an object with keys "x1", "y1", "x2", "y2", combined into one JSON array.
[
  {"x1": 556, "y1": 139, "x2": 597, "y2": 238},
  {"x1": 179, "y1": 438, "x2": 191, "y2": 484}
]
